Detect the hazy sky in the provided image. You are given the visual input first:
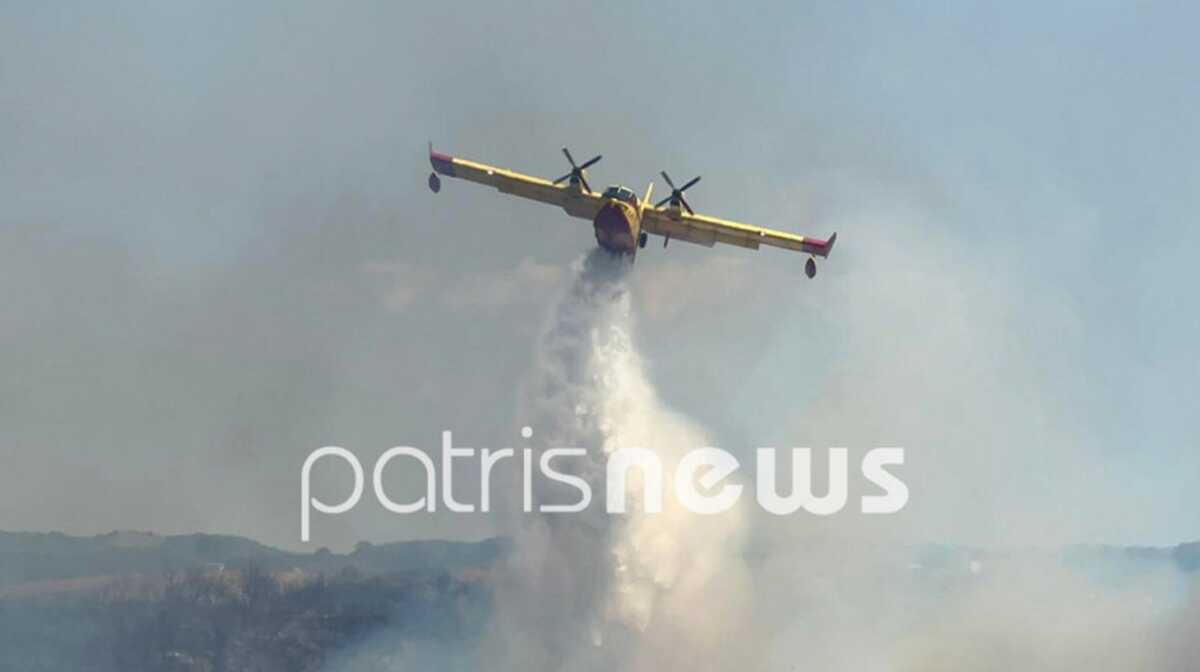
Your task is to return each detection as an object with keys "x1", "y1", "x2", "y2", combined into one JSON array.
[{"x1": 2, "y1": 1, "x2": 1197, "y2": 551}]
